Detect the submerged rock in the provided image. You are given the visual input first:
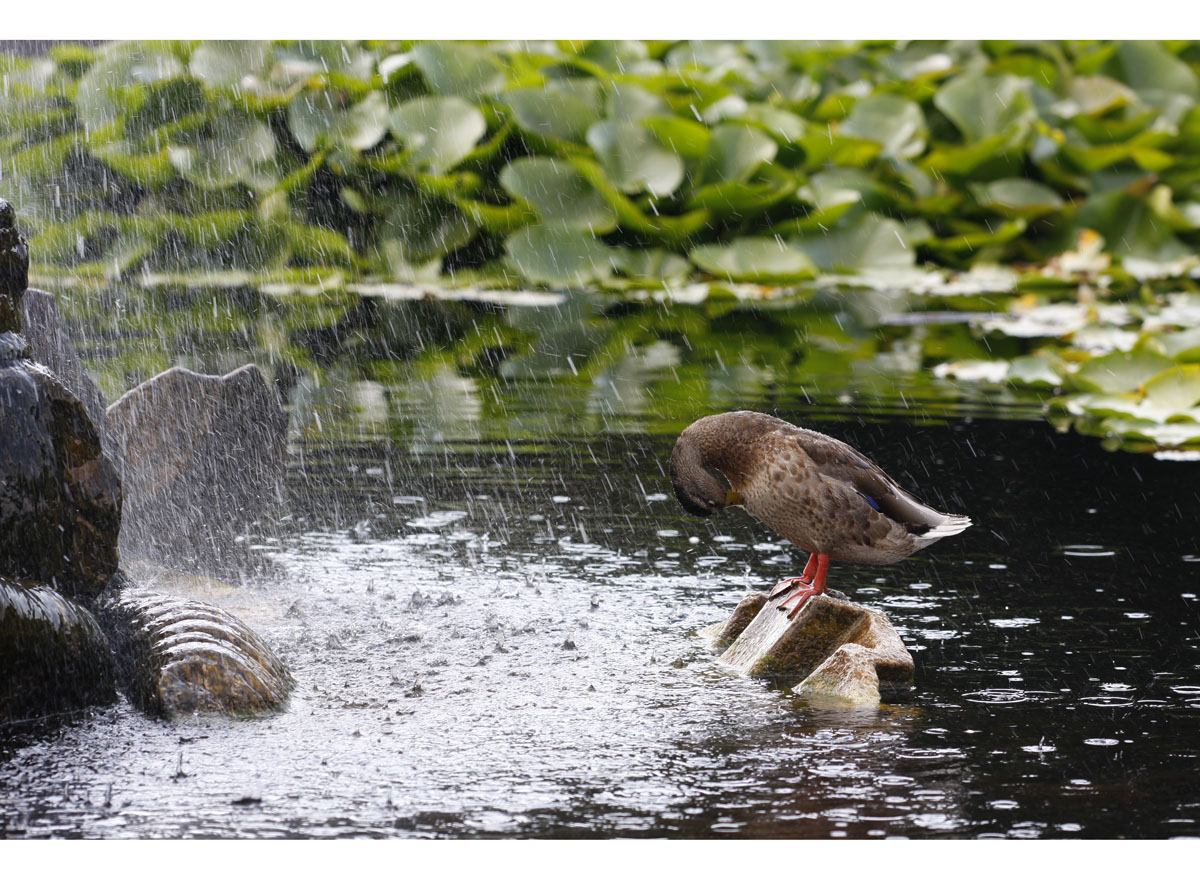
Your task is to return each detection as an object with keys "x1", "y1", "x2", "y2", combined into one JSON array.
[
  {"x1": 704, "y1": 591, "x2": 914, "y2": 704},
  {"x1": 100, "y1": 585, "x2": 294, "y2": 719},
  {"x1": 0, "y1": 577, "x2": 116, "y2": 721},
  {"x1": 106, "y1": 364, "x2": 288, "y2": 572}
]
